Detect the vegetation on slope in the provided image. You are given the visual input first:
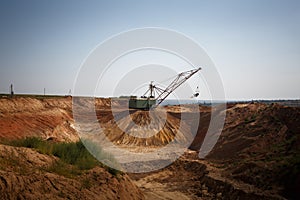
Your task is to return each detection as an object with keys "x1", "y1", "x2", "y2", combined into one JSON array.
[{"x1": 2, "y1": 137, "x2": 122, "y2": 177}]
